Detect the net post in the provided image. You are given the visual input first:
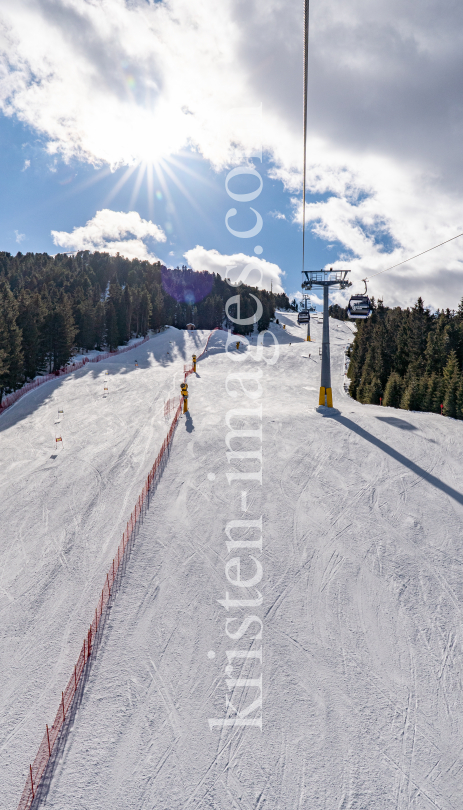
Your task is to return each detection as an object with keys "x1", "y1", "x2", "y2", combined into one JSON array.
[{"x1": 30, "y1": 765, "x2": 35, "y2": 800}]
